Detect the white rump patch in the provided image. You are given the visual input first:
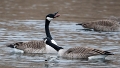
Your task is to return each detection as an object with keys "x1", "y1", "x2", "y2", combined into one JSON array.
[
  {"x1": 88, "y1": 55, "x2": 107, "y2": 60},
  {"x1": 47, "y1": 17, "x2": 53, "y2": 21}
]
